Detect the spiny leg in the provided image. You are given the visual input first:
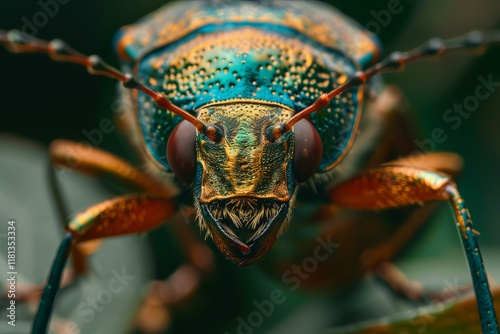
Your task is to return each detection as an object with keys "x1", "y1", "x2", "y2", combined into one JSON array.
[
  {"x1": 52, "y1": 142, "x2": 214, "y2": 285},
  {"x1": 4, "y1": 162, "x2": 81, "y2": 317},
  {"x1": 50, "y1": 140, "x2": 213, "y2": 269},
  {"x1": 49, "y1": 140, "x2": 176, "y2": 198},
  {"x1": 287, "y1": 87, "x2": 464, "y2": 290},
  {"x1": 331, "y1": 162, "x2": 498, "y2": 333},
  {"x1": 48, "y1": 140, "x2": 178, "y2": 275},
  {"x1": 349, "y1": 87, "x2": 464, "y2": 300},
  {"x1": 30, "y1": 141, "x2": 181, "y2": 333},
  {"x1": 32, "y1": 193, "x2": 176, "y2": 334},
  {"x1": 32, "y1": 233, "x2": 72, "y2": 334},
  {"x1": 358, "y1": 153, "x2": 464, "y2": 270},
  {"x1": 447, "y1": 186, "x2": 497, "y2": 332},
  {"x1": 48, "y1": 141, "x2": 213, "y2": 333},
  {"x1": 48, "y1": 151, "x2": 89, "y2": 277},
  {"x1": 333, "y1": 84, "x2": 463, "y2": 283}
]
